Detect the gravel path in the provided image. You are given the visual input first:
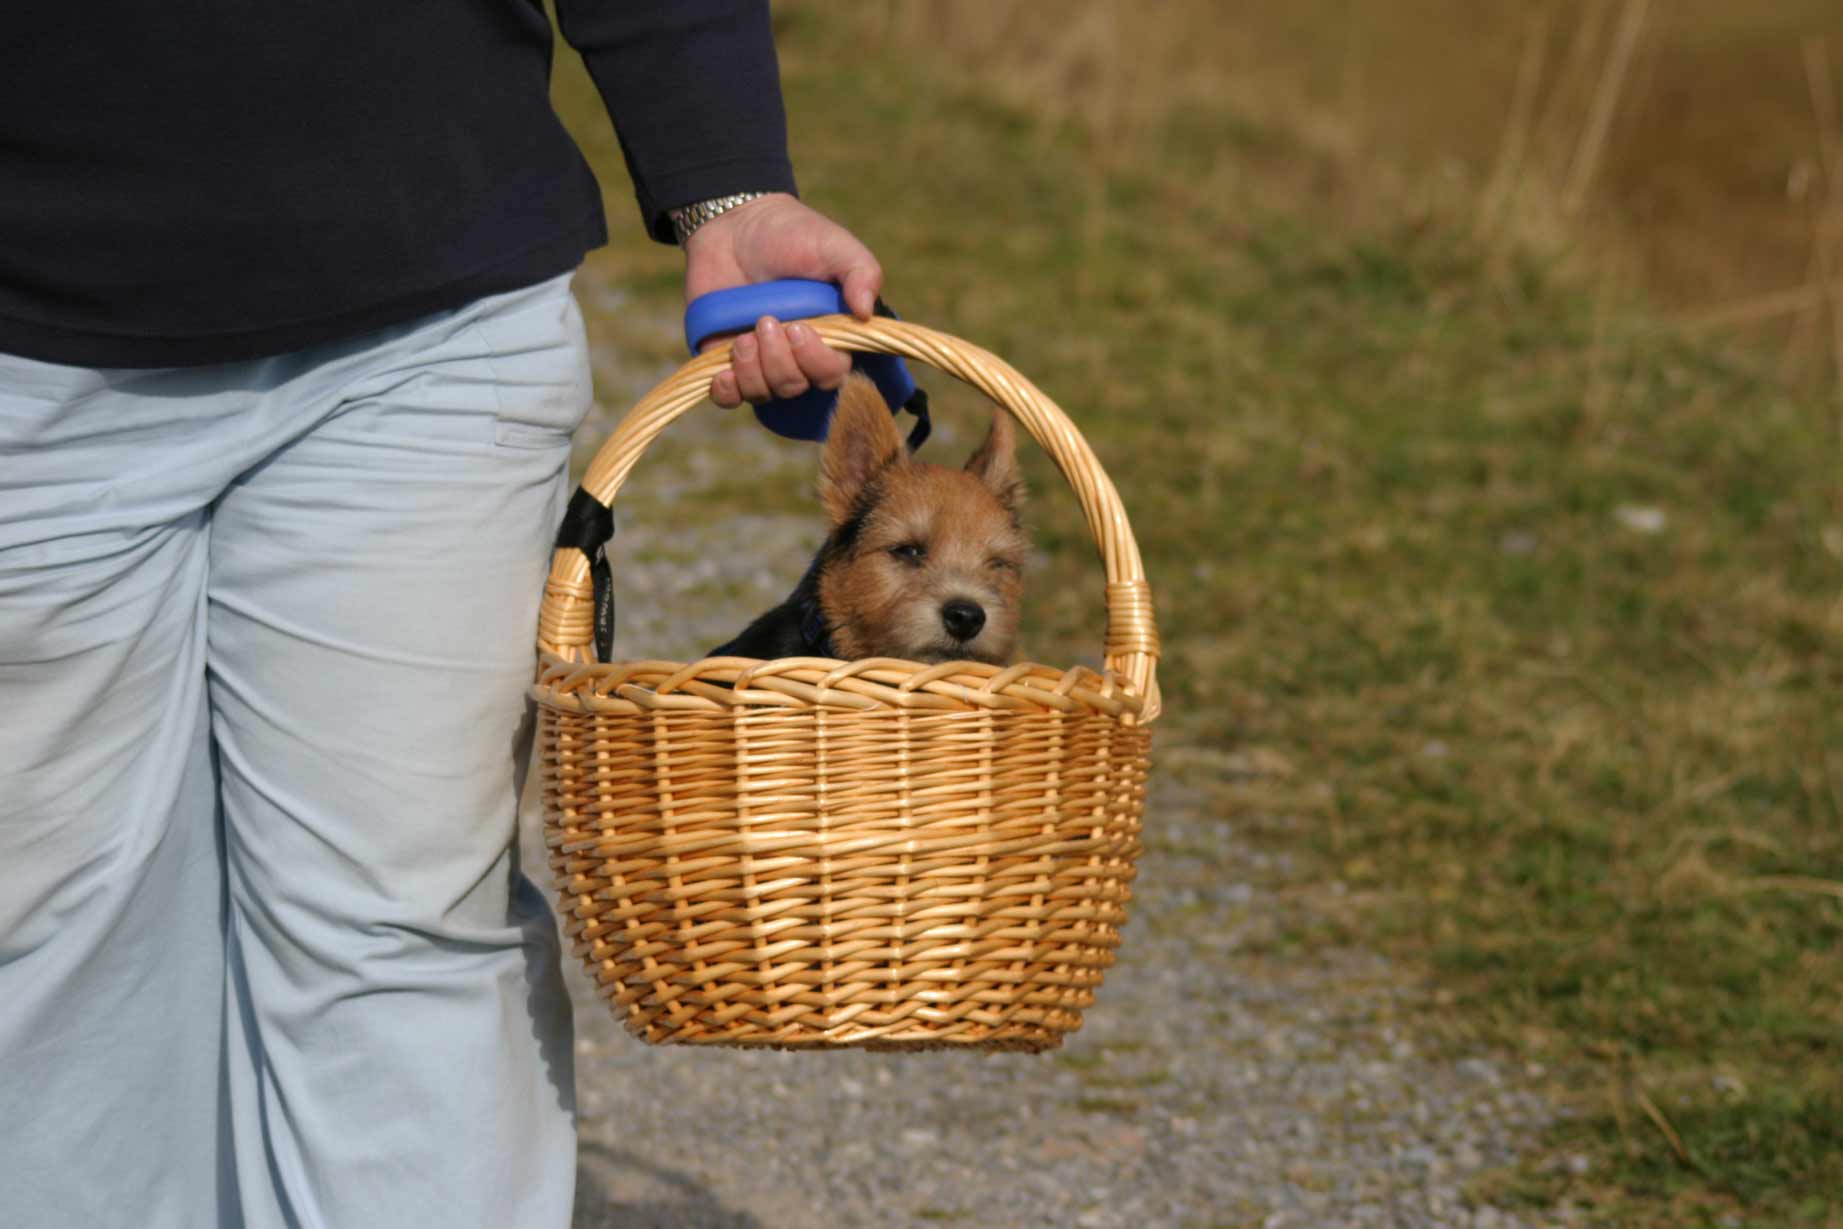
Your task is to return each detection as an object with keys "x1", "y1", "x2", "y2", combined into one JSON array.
[{"x1": 522, "y1": 285, "x2": 1566, "y2": 1229}]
